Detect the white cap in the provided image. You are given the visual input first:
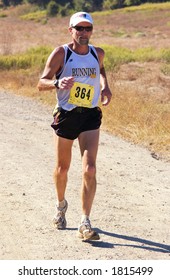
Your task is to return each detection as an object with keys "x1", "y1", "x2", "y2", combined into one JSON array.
[{"x1": 69, "y1": 12, "x2": 93, "y2": 27}]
